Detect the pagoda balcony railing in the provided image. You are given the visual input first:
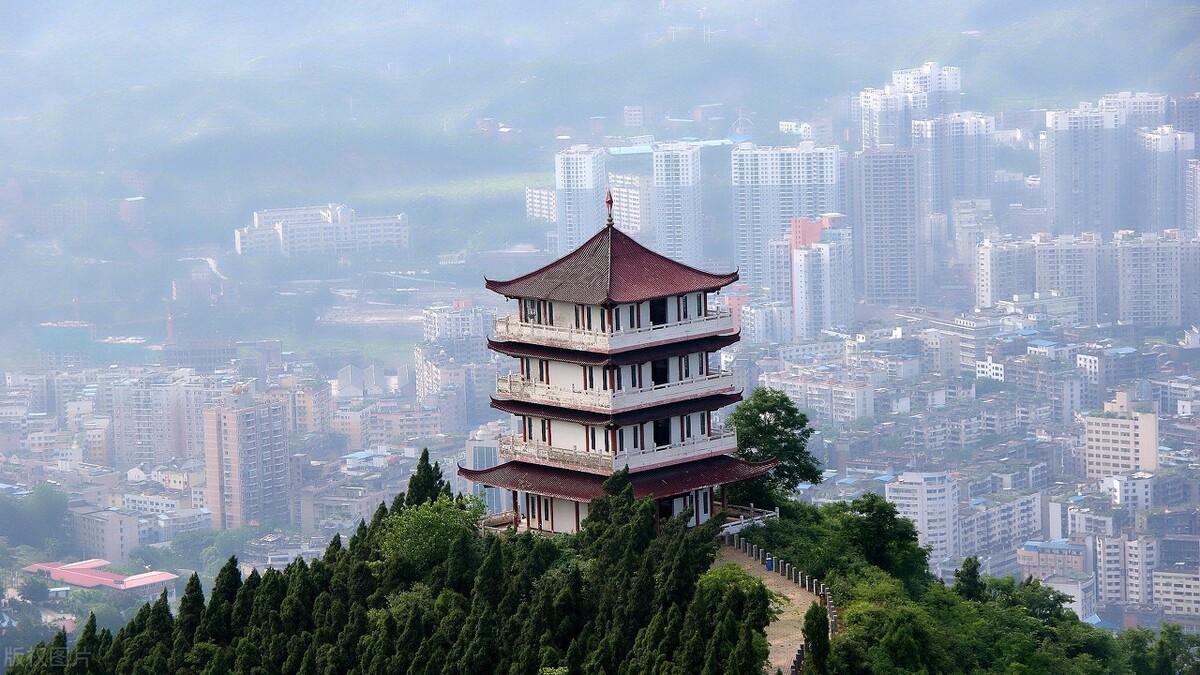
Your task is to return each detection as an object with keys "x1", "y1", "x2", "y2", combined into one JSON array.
[
  {"x1": 492, "y1": 309, "x2": 734, "y2": 353},
  {"x1": 616, "y1": 429, "x2": 737, "y2": 473},
  {"x1": 499, "y1": 429, "x2": 738, "y2": 476},
  {"x1": 499, "y1": 437, "x2": 617, "y2": 475},
  {"x1": 495, "y1": 370, "x2": 736, "y2": 412}
]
